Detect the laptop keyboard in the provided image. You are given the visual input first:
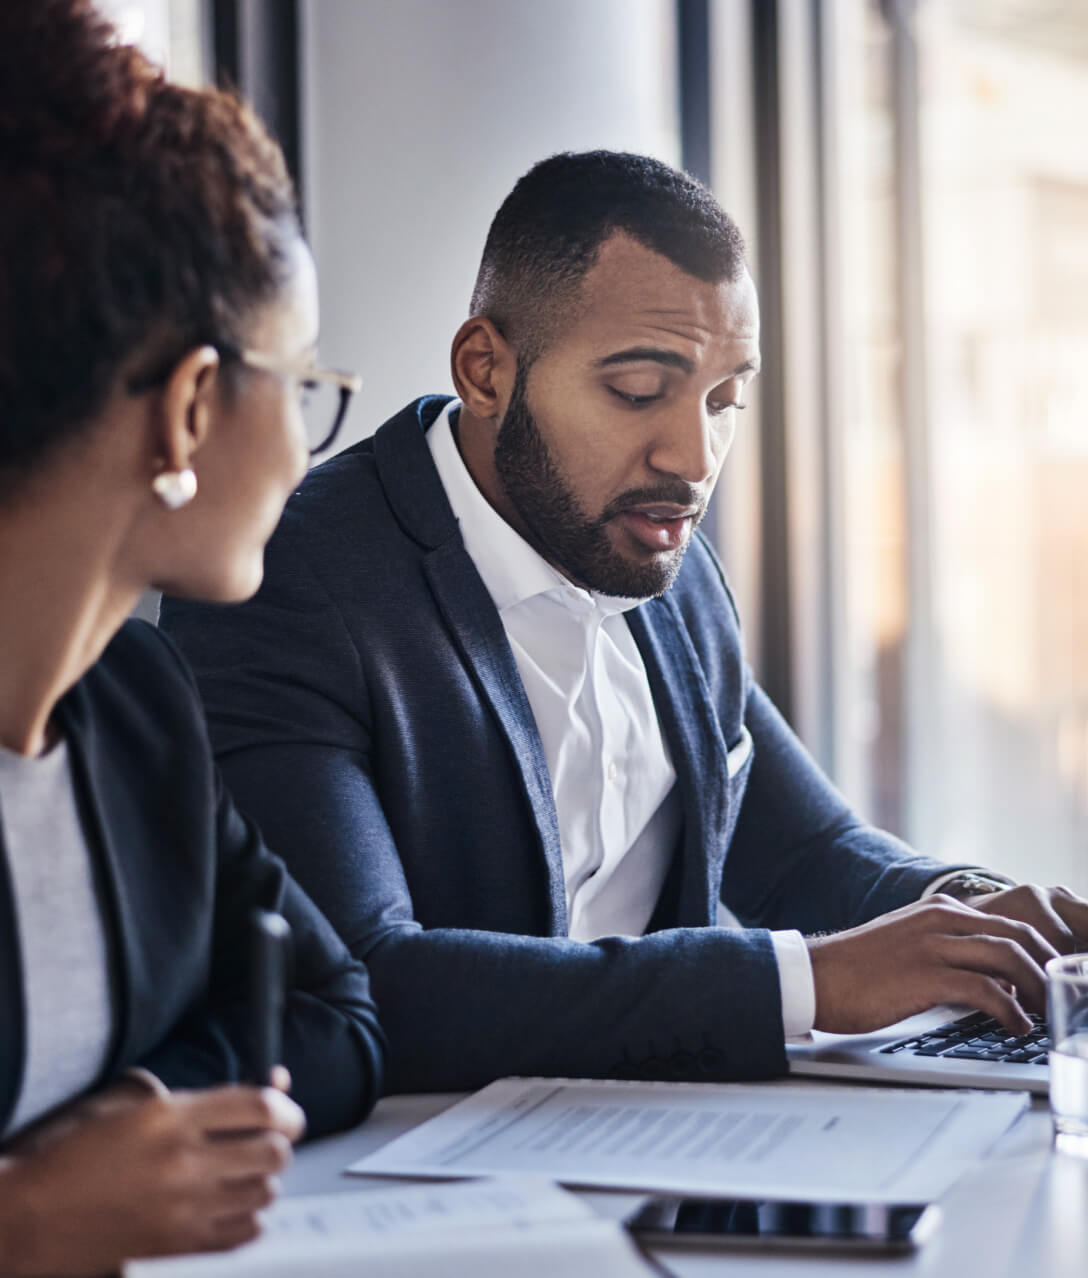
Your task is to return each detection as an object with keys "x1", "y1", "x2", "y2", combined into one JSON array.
[{"x1": 880, "y1": 1010, "x2": 1051, "y2": 1065}]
